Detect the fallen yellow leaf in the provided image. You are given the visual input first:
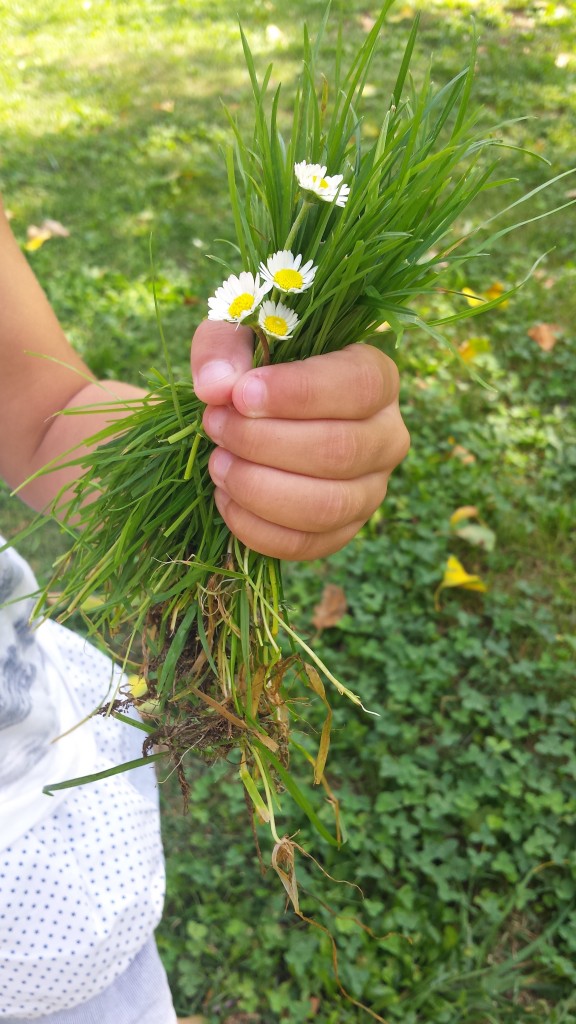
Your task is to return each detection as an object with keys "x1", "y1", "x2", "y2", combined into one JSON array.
[
  {"x1": 449, "y1": 505, "x2": 479, "y2": 527},
  {"x1": 434, "y1": 555, "x2": 487, "y2": 610},
  {"x1": 24, "y1": 227, "x2": 52, "y2": 251},
  {"x1": 458, "y1": 336, "x2": 492, "y2": 362},
  {"x1": 127, "y1": 674, "x2": 148, "y2": 699},
  {"x1": 461, "y1": 285, "x2": 484, "y2": 308},
  {"x1": 484, "y1": 281, "x2": 509, "y2": 308},
  {"x1": 24, "y1": 218, "x2": 70, "y2": 251}
]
